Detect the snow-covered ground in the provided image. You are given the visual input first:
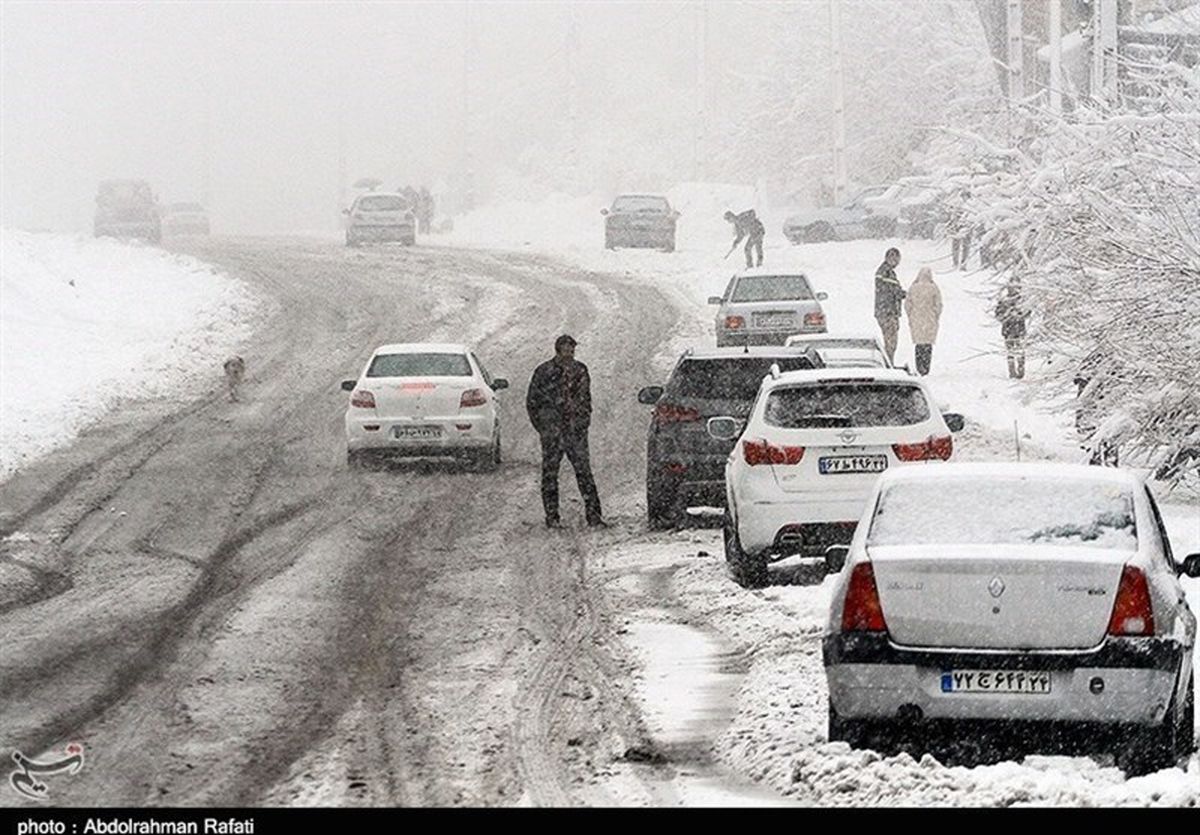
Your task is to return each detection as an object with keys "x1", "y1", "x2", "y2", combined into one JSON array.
[
  {"x1": 0, "y1": 230, "x2": 262, "y2": 479},
  {"x1": 447, "y1": 189, "x2": 1200, "y2": 805}
]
